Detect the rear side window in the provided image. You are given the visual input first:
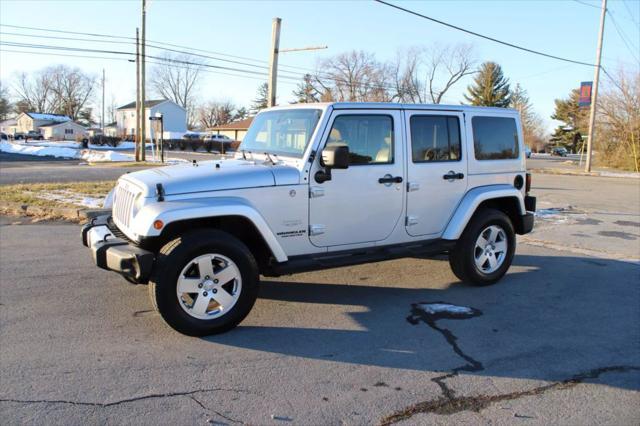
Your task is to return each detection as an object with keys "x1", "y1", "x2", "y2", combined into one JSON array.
[
  {"x1": 472, "y1": 116, "x2": 519, "y2": 160},
  {"x1": 410, "y1": 115, "x2": 461, "y2": 162},
  {"x1": 327, "y1": 115, "x2": 393, "y2": 165}
]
